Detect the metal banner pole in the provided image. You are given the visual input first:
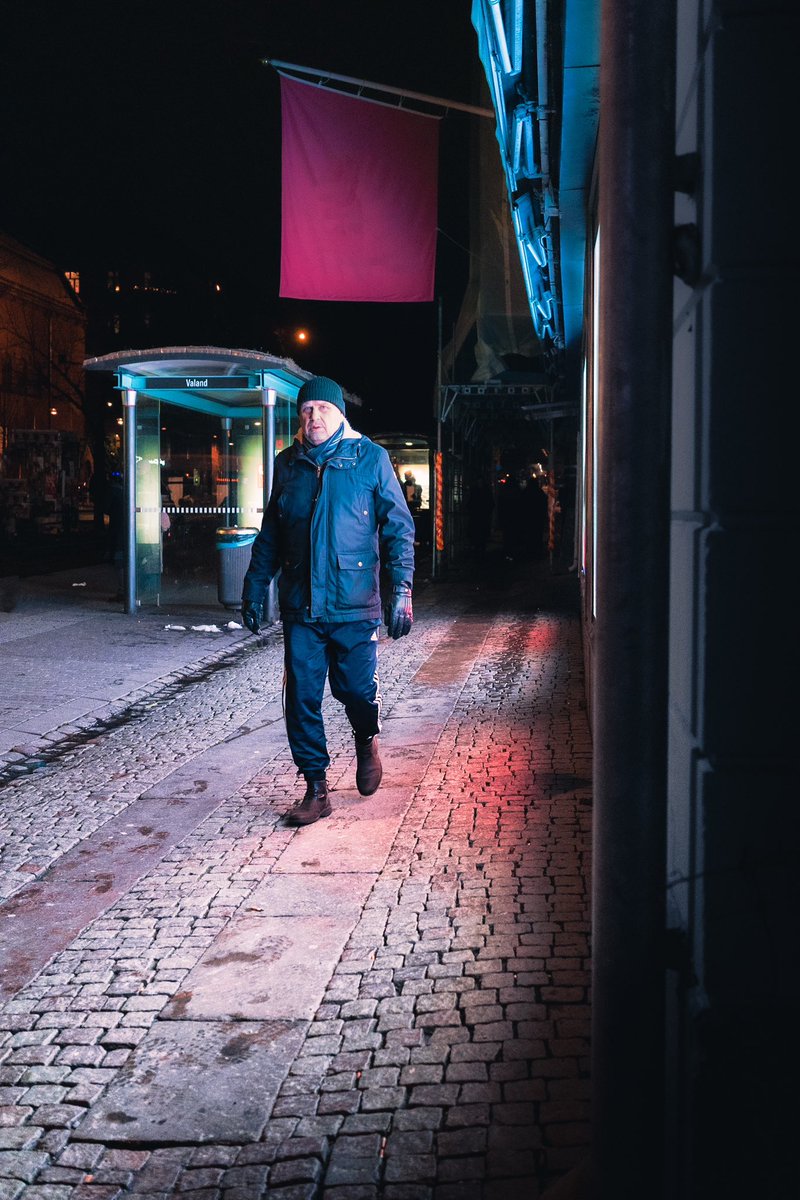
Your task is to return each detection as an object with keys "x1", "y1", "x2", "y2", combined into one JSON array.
[
  {"x1": 262, "y1": 388, "x2": 277, "y2": 622},
  {"x1": 433, "y1": 298, "x2": 443, "y2": 579}
]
